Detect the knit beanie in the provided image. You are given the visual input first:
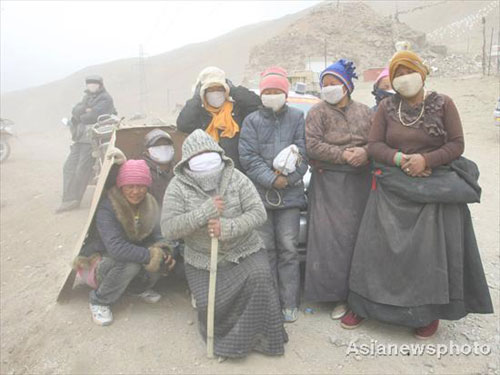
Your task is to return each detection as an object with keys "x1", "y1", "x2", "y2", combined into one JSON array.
[
  {"x1": 259, "y1": 66, "x2": 290, "y2": 96},
  {"x1": 320, "y1": 59, "x2": 358, "y2": 93},
  {"x1": 144, "y1": 128, "x2": 173, "y2": 148},
  {"x1": 85, "y1": 75, "x2": 103, "y2": 85},
  {"x1": 389, "y1": 51, "x2": 429, "y2": 83},
  {"x1": 197, "y1": 67, "x2": 230, "y2": 100},
  {"x1": 116, "y1": 159, "x2": 152, "y2": 188},
  {"x1": 374, "y1": 67, "x2": 390, "y2": 87}
]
